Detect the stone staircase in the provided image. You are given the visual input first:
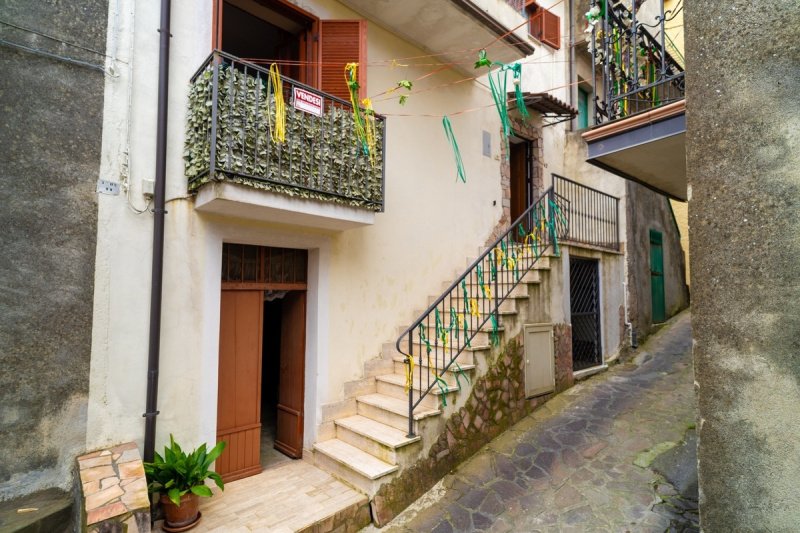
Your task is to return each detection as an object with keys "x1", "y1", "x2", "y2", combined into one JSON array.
[{"x1": 312, "y1": 251, "x2": 554, "y2": 498}]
